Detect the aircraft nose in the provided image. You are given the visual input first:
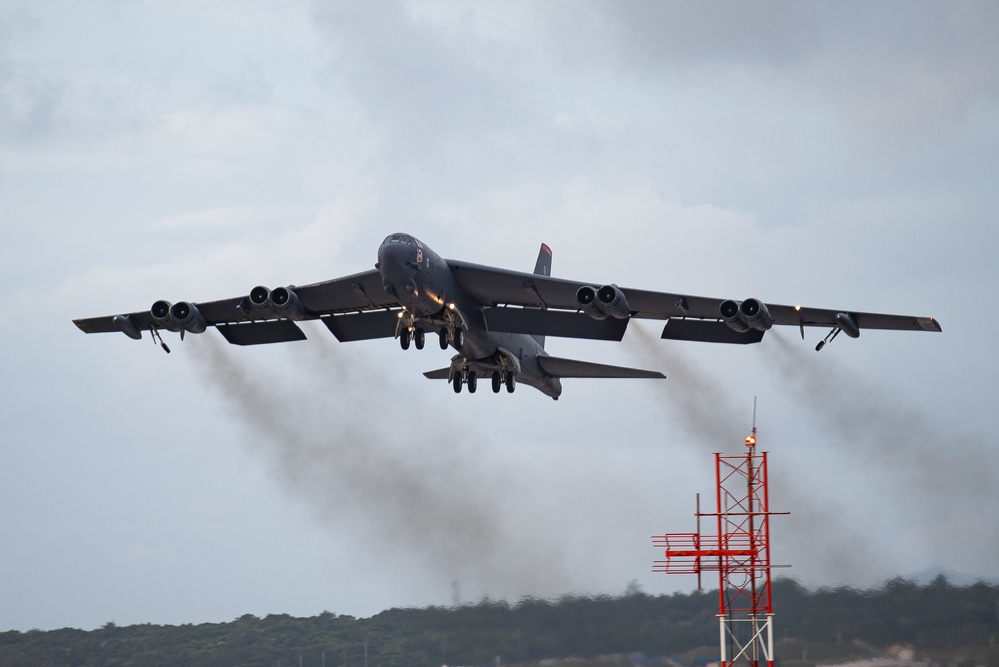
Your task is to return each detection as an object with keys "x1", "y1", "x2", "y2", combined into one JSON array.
[{"x1": 378, "y1": 242, "x2": 415, "y2": 282}]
